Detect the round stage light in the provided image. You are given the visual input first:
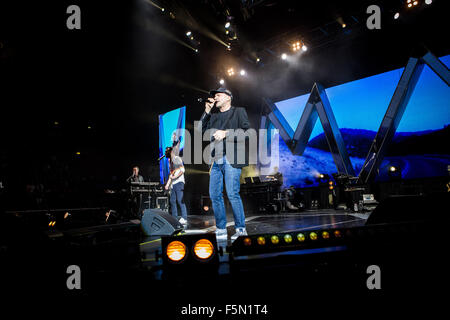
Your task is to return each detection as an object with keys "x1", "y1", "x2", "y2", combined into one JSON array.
[
  {"x1": 225, "y1": 22, "x2": 231, "y2": 29},
  {"x1": 334, "y1": 230, "x2": 342, "y2": 238},
  {"x1": 389, "y1": 166, "x2": 397, "y2": 172},
  {"x1": 302, "y1": 45, "x2": 307, "y2": 52},
  {"x1": 394, "y1": 12, "x2": 400, "y2": 19},
  {"x1": 413, "y1": 1, "x2": 418, "y2": 5},
  {"x1": 243, "y1": 237, "x2": 252, "y2": 246},
  {"x1": 322, "y1": 231, "x2": 330, "y2": 239},
  {"x1": 319, "y1": 174, "x2": 324, "y2": 179},
  {"x1": 203, "y1": 205, "x2": 210, "y2": 212},
  {"x1": 186, "y1": 31, "x2": 192, "y2": 37},
  {"x1": 193, "y1": 239, "x2": 214, "y2": 260},
  {"x1": 240, "y1": 70, "x2": 246, "y2": 76},
  {"x1": 271, "y1": 235, "x2": 280, "y2": 244},
  {"x1": 342, "y1": 23, "x2": 346, "y2": 28},
  {"x1": 309, "y1": 232, "x2": 318, "y2": 240},
  {"x1": 166, "y1": 241, "x2": 187, "y2": 262},
  {"x1": 281, "y1": 53, "x2": 287, "y2": 60},
  {"x1": 297, "y1": 233, "x2": 305, "y2": 242},
  {"x1": 257, "y1": 236, "x2": 266, "y2": 245},
  {"x1": 219, "y1": 79, "x2": 225, "y2": 85},
  {"x1": 256, "y1": 58, "x2": 261, "y2": 62},
  {"x1": 161, "y1": 8, "x2": 165, "y2": 12},
  {"x1": 284, "y1": 234, "x2": 293, "y2": 244},
  {"x1": 425, "y1": 0, "x2": 432, "y2": 4}
]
